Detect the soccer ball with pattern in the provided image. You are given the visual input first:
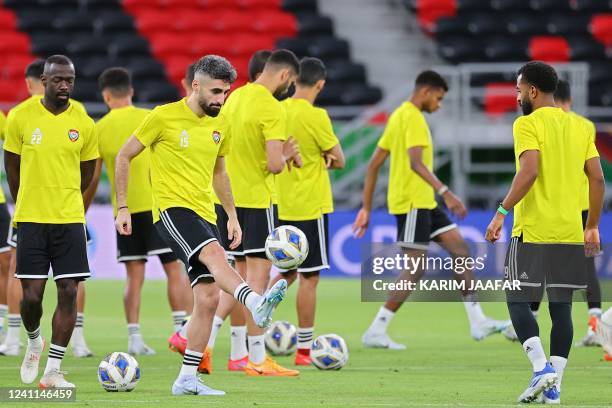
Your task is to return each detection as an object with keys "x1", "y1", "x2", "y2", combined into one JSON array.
[
  {"x1": 265, "y1": 225, "x2": 309, "y2": 270},
  {"x1": 264, "y1": 320, "x2": 297, "y2": 356},
  {"x1": 310, "y1": 334, "x2": 349, "y2": 370},
  {"x1": 97, "y1": 352, "x2": 140, "y2": 392}
]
